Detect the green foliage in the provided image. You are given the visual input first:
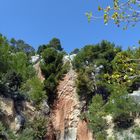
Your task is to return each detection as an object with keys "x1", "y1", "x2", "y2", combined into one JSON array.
[
  {"x1": 0, "y1": 35, "x2": 11, "y2": 74},
  {"x1": 10, "y1": 38, "x2": 35, "y2": 57},
  {"x1": 113, "y1": 112, "x2": 134, "y2": 129},
  {"x1": 1, "y1": 33, "x2": 140, "y2": 140},
  {"x1": 44, "y1": 73, "x2": 57, "y2": 94},
  {"x1": 105, "y1": 84, "x2": 138, "y2": 129},
  {"x1": 87, "y1": 94, "x2": 107, "y2": 138},
  {"x1": 7, "y1": 130, "x2": 16, "y2": 140},
  {"x1": 104, "y1": 49, "x2": 140, "y2": 92},
  {"x1": 74, "y1": 41, "x2": 120, "y2": 99},
  {"x1": 21, "y1": 77, "x2": 46, "y2": 105},
  {"x1": 40, "y1": 45, "x2": 66, "y2": 103},
  {"x1": 10, "y1": 52, "x2": 35, "y2": 80},
  {"x1": 73, "y1": 40, "x2": 121, "y2": 71},
  {"x1": 0, "y1": 122, "x2": 22, "y2": 140},
  {"x1": 49, "y1": 38, "x2": 63, "y2": 51},
  {"x1": 108, "y1": 137, "x2": 115, "y2": 140},
  {"x1": 31, "y1": 116, "x2": 48, "y2": 140},
  {"x1": 0, "y1": 35, "x2": 35, "y2": 97},
  {"x1": 73, "y1": 41, "x2": 140, "y2": 138},
  {"x1": 56, "y1": 61, "x2": 70, "y2": 80},
  {"x1": 0, "y1": 36, "x2": 36, "y2": 98},
  {"x1": 37, "y1": 38, "x2": 63, "y2": 54},
  {"x1": 95, "y1": 131, "x2": 107, "y2": 140},
  {"x1": 88, "y1": 94, "x2": 104, "y2": 115},
  {"x1": 37, "y1": 44, "x2": 47, "y2": 54},
  {"x1": 3, "y1": 71, "x2": 23, "y2": 91},
  {"x1": 133, "y1": 126, "x2": 140, "y2": 136},
  {"x1": 90, "y1": 0, "x2": 140, "y2": 28},
  {"x1": 0, "y1": 122, "x2": 5, "y2": 133},
  {"x1": 43, "y1": 48, "x2": 58, "y2": 64},
  {"x1": 76, "y1": 68, "x2": 95, "y2": 97},
  {"x1": 0, "y1": 34, "x2": 68, "y2": 140},
  {"x1": 70, "y1": 48, "x2": 80, "y2": 55},
  {"x1": 0, "y1": 34, "x2": 46, "y2": 139},
  {"x1": 0, "y1": 122, "x2": 14, "y2": 140},
  {"x1": 85, "y1": 12, "x2": 93, "y2": 22},
  {"x1": 17, "y1": 128, "x2": 34, "y2": 140}
]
